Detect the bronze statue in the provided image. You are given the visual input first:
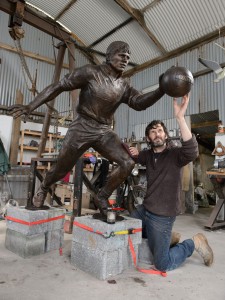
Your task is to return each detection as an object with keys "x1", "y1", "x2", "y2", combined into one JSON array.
[{"x1": 9, "y1": 41, "x2": 165, "y2": 214}]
